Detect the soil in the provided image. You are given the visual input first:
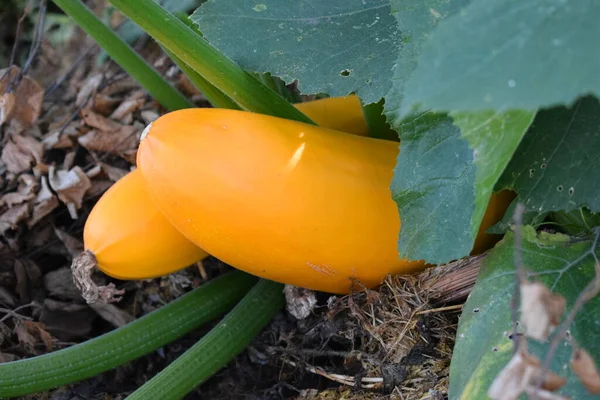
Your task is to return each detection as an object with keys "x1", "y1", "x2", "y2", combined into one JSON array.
[{"x1": 0, "y1": 3, "x2": 476, "y2": 399}]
